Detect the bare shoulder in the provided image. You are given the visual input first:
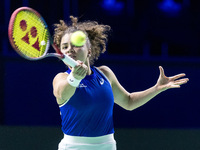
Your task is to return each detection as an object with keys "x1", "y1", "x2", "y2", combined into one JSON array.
[
  {"x1": 97, "y1": 66, "x2": 115, "y2": 82},
  {"x1": 97, "y1": 65, "x2": 113, "y2": 74},
  {"x1": 53, "y1": 72, "x2": 68, "y2": 85}
]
